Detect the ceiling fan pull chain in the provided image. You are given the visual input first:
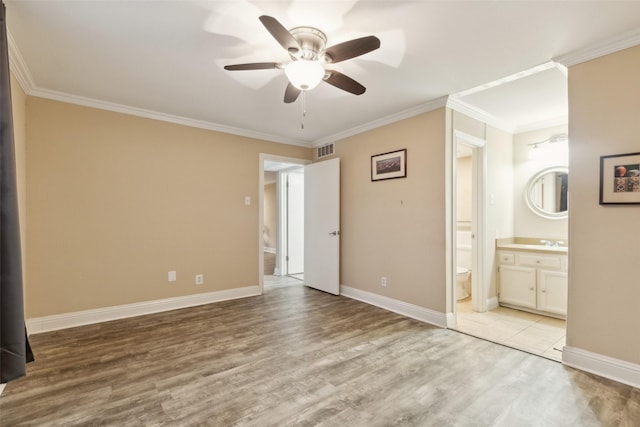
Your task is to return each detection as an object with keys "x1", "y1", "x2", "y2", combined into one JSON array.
[{"x1": 301, "y1": 91, "x2": 307, "y2": 129}]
